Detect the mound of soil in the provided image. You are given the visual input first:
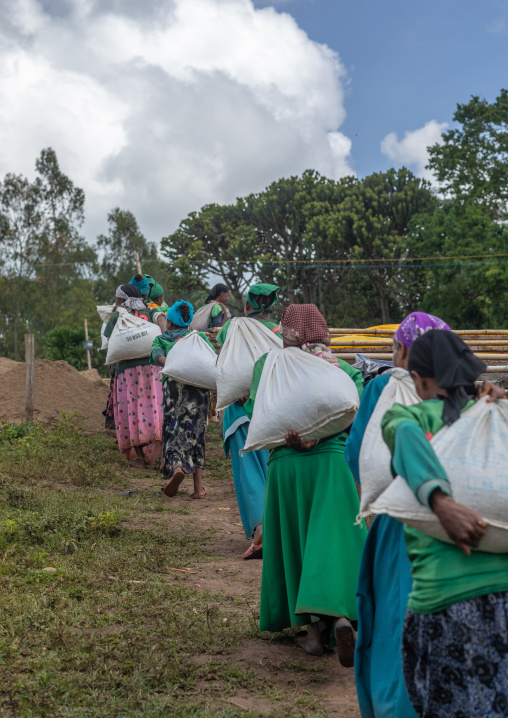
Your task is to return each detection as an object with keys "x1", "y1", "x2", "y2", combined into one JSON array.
[{"x1": 0, "y1": 358, "x2": 109, "y2": 432}]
